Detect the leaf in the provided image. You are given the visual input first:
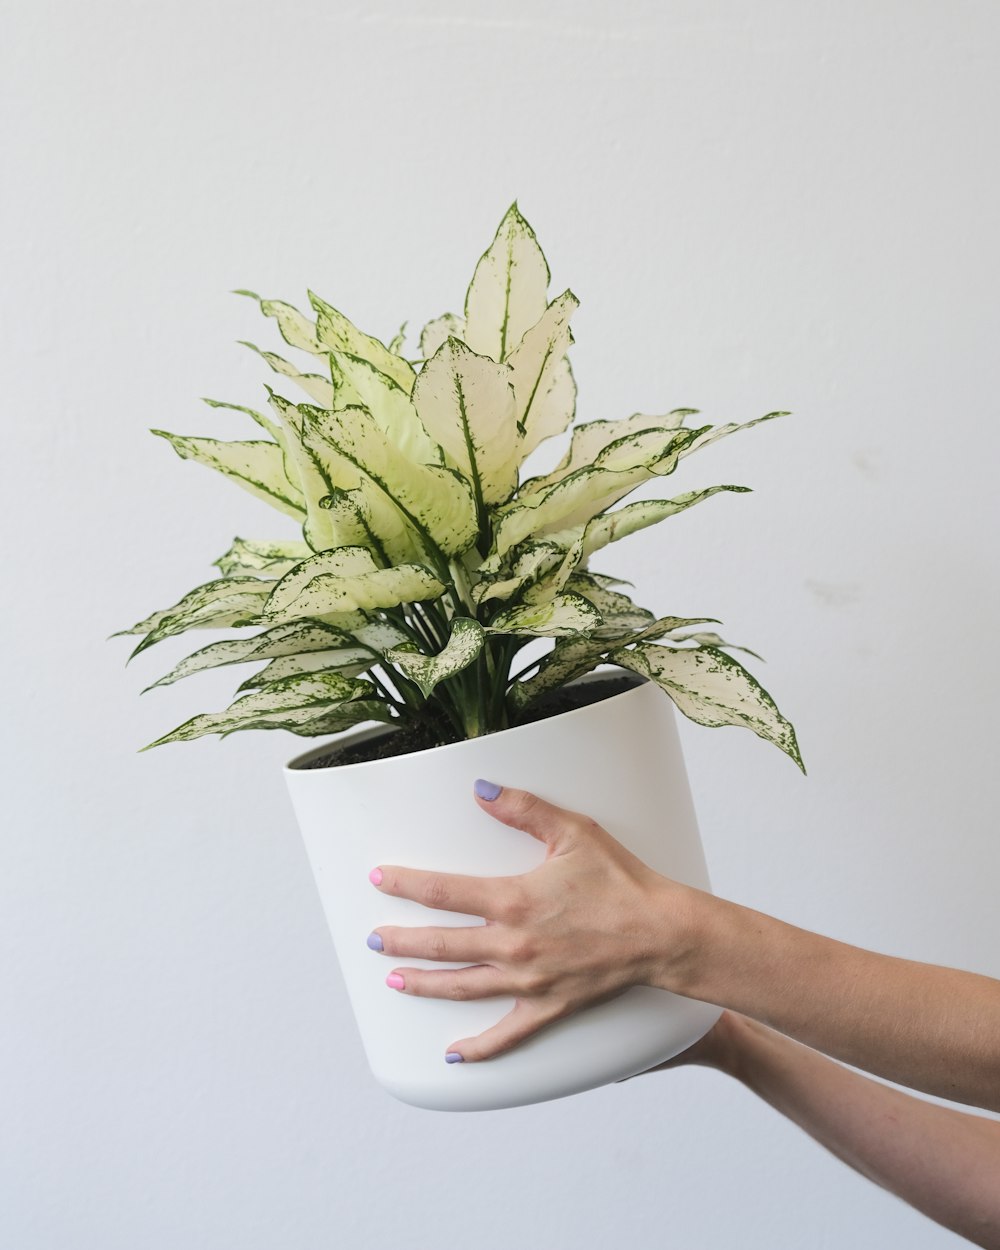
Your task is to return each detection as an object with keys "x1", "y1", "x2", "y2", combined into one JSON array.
[
  {"x1": 142, "y1": 619, "x2": 367, "y2": 689},
  {"x1": 213, "y1": 537, "x2": 314, "y2": 578},
  {"x1": 609, "y1": 642, "x2": 803, "y2": 771},
  {"x1": 508, "y1": 290, "x2": 579, "y2": 458},
  {"x1": 486, "y1": 591, "x2": 601, "y2": 638},
  {"x1": 262, "y1": 545, "x2": 446, "y2": 619},
  {"x1": 237, "y1": 648, "x2": 373, "y2": 689},
  {"x1": 309, "y1": 290, "x2": 415, "y2": 393},
  {"x1": 385, "y1": 617, "x2": 486, "y2": 698},
  {"x1": 680, "y1": 411, "x2": 788, "y2": 460},
  {"x1": 238, "y1": 340, "x2": 335, "y2": 407},
  {"x1": 520, "y1": 410, "x2": 696, "y2": 497},
  {"x1": 141, "y1": 671, "x2": 388, "y2": 748},
  {"x1": 234, "y1": 290, "x2": 325, "y2": 355},
  {"x1": 120, "y1": 578, "x2": 273, "y2": 657},
  {"x1": 150, "y1": 430, "x2": 306, "y2": 520},
  {"x1": 200, "y1": 396, "x2": 286, "y2": 444},
  {"x1": 388, "y1": 322, "x2": 407, "y2": 355},
  {"x1": 508, "y1": 612, "x2": 721, "y2": 710},
  {"x1": 411, "y1": 338, "x2": 519, "y2": 510},
  {"x1": 464, "y1": 204, "x2": 550, "y2": 362},
  {"x1": 419, "y1": 312, "x2": 465, "y2": 360},
  {"x1": 492, "y1": 426, "x2": 701, "y2": 556},
  {"x1": 327, "y1": 350, "x2": 442, "y2": 465},
  {"x1": 472, "y1": 540, "x2": 565, "y2": 605},
  {"x1": 301, "y1": 404, "x2": 478, "y2": 558},
  {"x1": 563, "y1": 573, "x2": 656, "y2": 637}
]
